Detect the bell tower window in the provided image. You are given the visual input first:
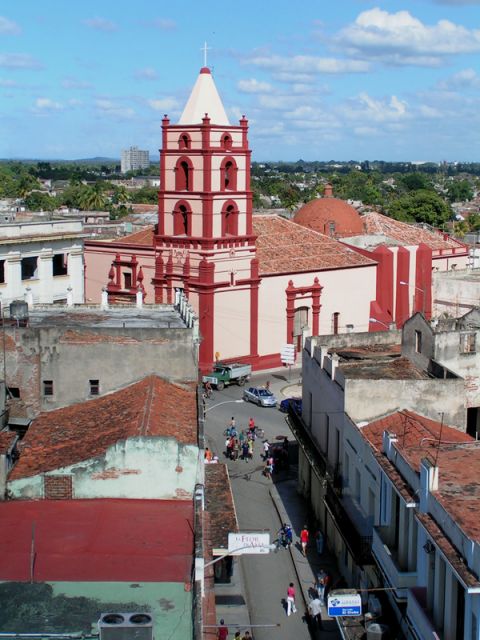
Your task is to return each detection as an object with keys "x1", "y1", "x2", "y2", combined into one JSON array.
[
  {"x1": 223, "y1": 203, "x2": 238, "y2": 236},
  {"x1": 173, "y1": 202, "x2": 191, "y2": 236},
  {"x1": 175, "y1": 157, "x2": 193, "y2": 191},
  {"x1": 220, "y1": 157, "x2": 237, "y2": 191},
  {"x1": 178, "y1": 133, "x2": 191, "y2": 150},
  {"x1": 222, "y1": 134, "x2": 232, "y2": 150}
]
